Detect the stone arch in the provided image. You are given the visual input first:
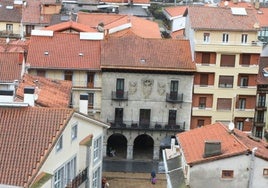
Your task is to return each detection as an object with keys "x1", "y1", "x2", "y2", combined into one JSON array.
[
  {"x1": 107, "y1": 133, "x2": 128, "y2": 159},
  {"x1": 133, "y1": 134, "x2": 154, "y2": 160}
]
